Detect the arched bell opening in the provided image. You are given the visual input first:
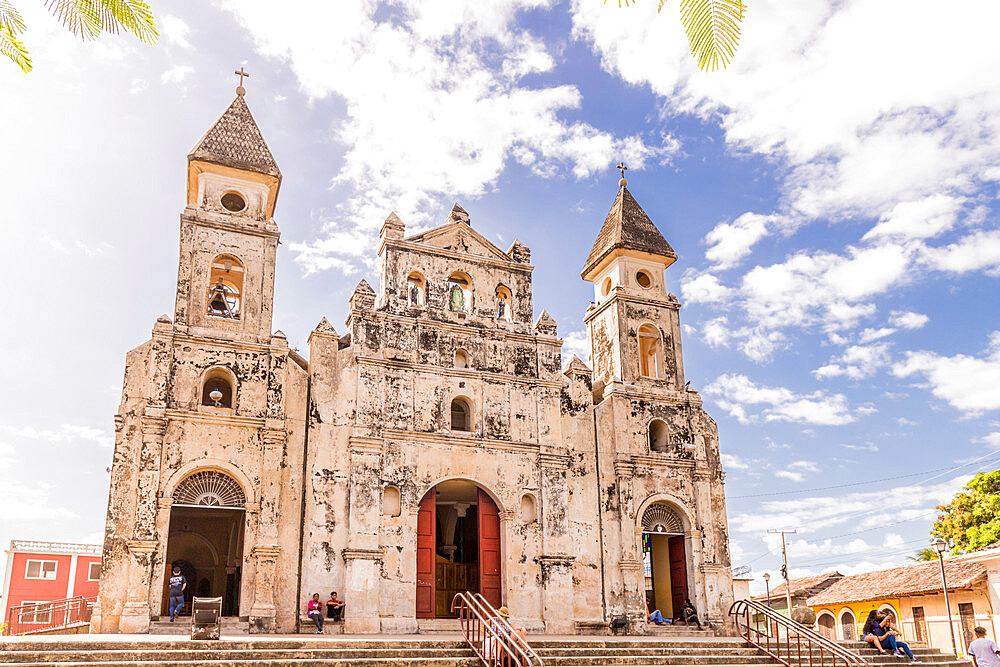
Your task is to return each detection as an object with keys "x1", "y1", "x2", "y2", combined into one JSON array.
[
  {"x1": 162, "y1": 470, "x2": 247, "y2": 618},
  {"x1": 640, "y1": 502, "x2": 688, "y2": 621},
  {"x1": 416, "y1": 479, "x2": 501, "y2": 619}
]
